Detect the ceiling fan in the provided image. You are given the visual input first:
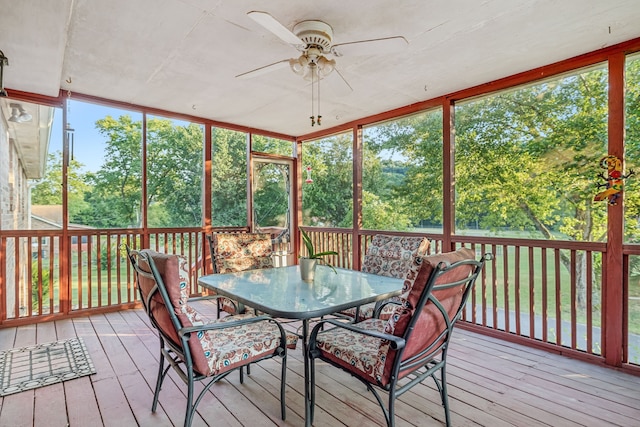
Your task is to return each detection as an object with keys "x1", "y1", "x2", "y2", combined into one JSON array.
[
  {"x1": 238, "y1": 11, "x2": 408, "y2": 126},
  {"x1": 238, "y1": 11, "x2": 408, "y2": 84}
]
